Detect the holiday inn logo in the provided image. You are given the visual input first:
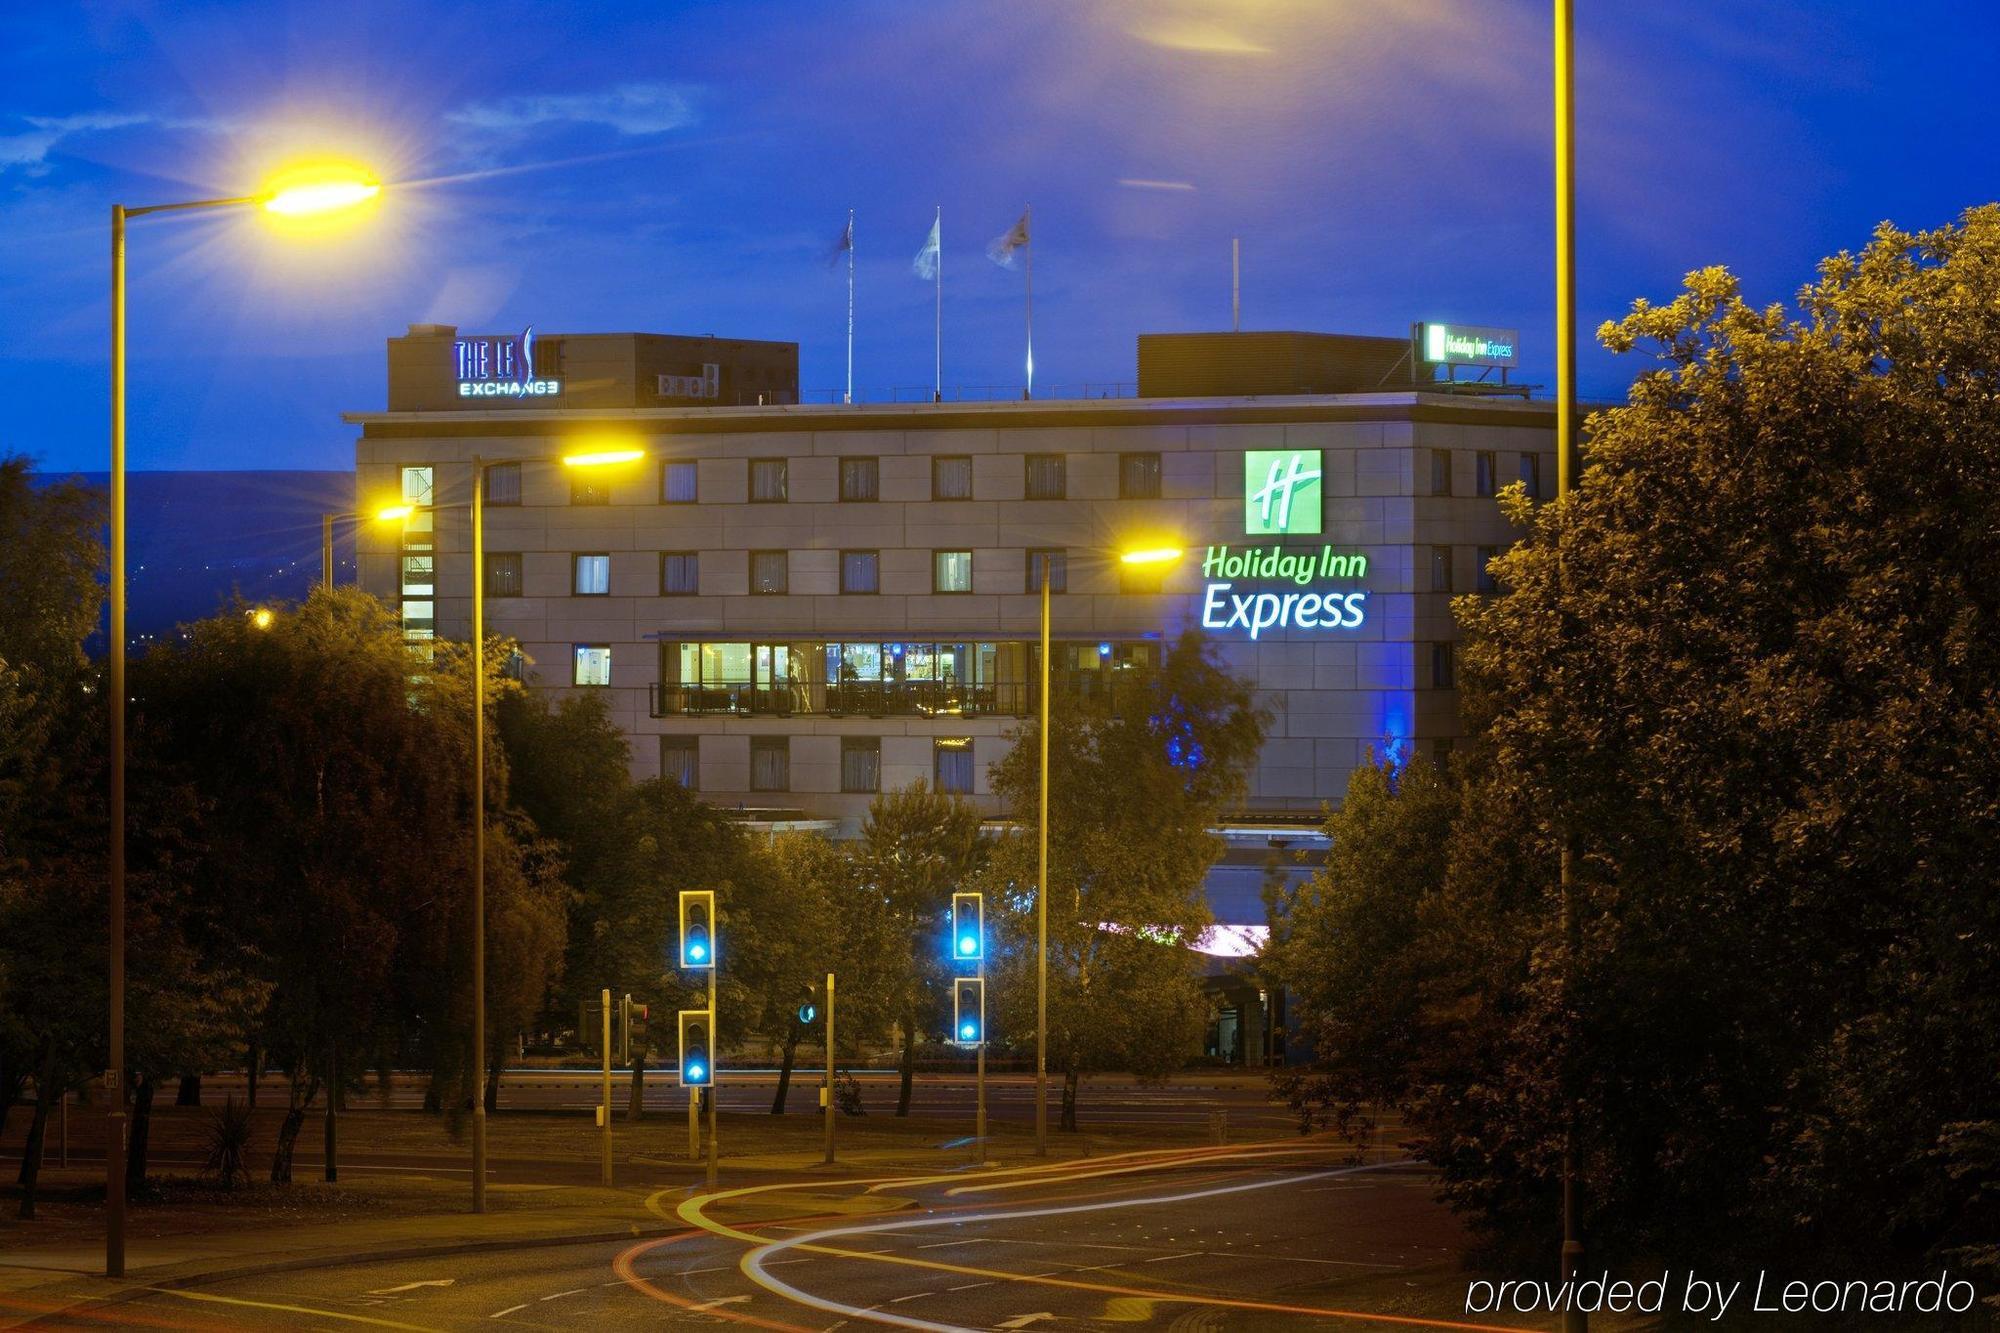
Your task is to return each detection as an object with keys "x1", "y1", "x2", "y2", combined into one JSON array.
[{"x1": 1244, "y1": 449, "x2": 1323, "y2": 536}]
